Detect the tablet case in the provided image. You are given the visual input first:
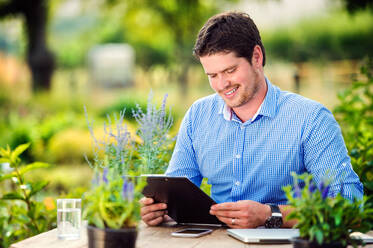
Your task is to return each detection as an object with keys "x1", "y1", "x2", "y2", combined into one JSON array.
[{"x1": 142, "y1": 175, "x2": 223, "y2": 225}]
